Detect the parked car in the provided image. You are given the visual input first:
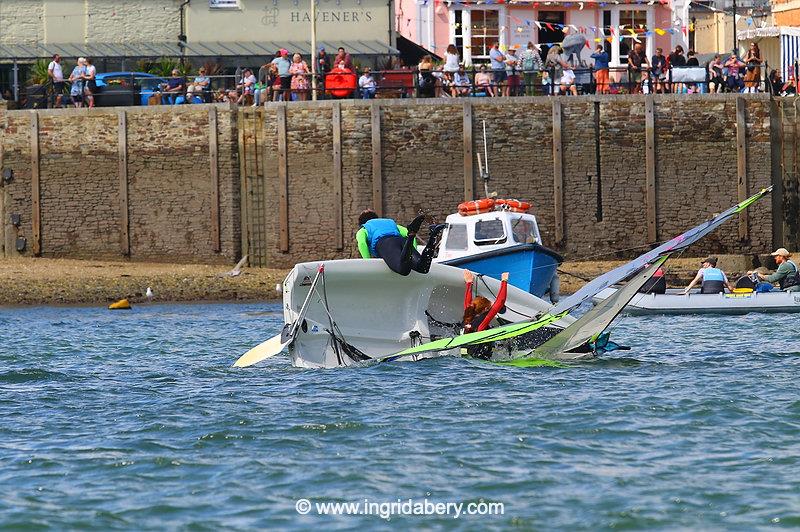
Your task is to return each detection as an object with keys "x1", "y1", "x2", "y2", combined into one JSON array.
[{"x1": 93, "y1": 72, "x2": 167, "y2": 107}]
